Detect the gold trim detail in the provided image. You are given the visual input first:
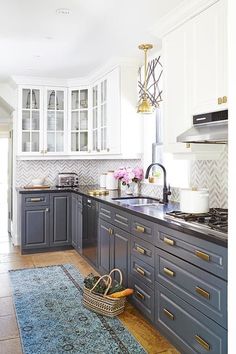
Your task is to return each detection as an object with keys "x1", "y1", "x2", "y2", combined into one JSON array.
[
  {"x1": 136, "y1": 267, "x2": 145, "y2": 276},
  {"x1": 164, "y1": 237, "x2": 175, "y2": 246},
  {"x1": 163, "y1": 308, "x2": 175, "y2": 320},
  {"x1": 30, "y1": 198, "x2": 42, "y2": 202},
  {"x1": 164, "y1": 267, "x2": 175, "y2": 277},
  {"x1": 195, "y1": 335, "x2": 210, "y2": 351},
  {"x1": 136, "y1": 225, "x2": 145, "y2": 233},
  {"x1": 195, "y1": 286, "x2": 210, "y2": 300},
  {"x1": 195, "y1": 250, "x2": 210, "y2": 262},
  {"x1": 136, "y1": 246, "x2": 145, "y2": 255},
  {"x1": 135, "y1": 291, "x2": 145, "y2": 300}
]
